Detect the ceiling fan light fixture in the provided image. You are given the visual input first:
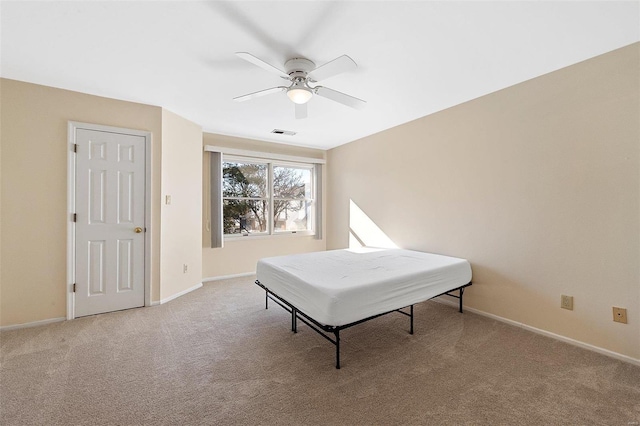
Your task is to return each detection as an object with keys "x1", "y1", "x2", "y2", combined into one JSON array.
[{"x1": 287, "y1": 85, "x2": 313, "y2": 104}]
